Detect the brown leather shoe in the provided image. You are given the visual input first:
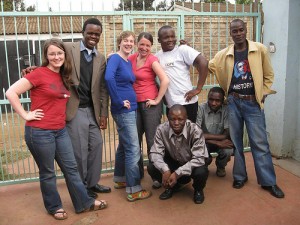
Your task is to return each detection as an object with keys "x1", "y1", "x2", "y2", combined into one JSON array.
[{"x1": 216, "y1": 167, "x2": 226, "y2": 177}]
